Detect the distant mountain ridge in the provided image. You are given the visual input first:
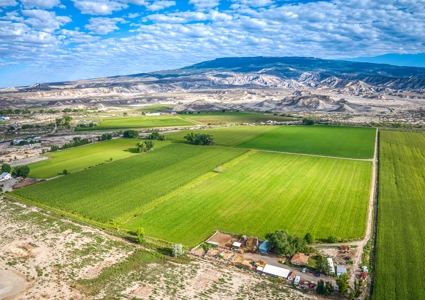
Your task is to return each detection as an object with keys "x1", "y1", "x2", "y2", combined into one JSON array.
[{"x1": 0, "y1": 56, "x2": 424, "y2": 113}]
